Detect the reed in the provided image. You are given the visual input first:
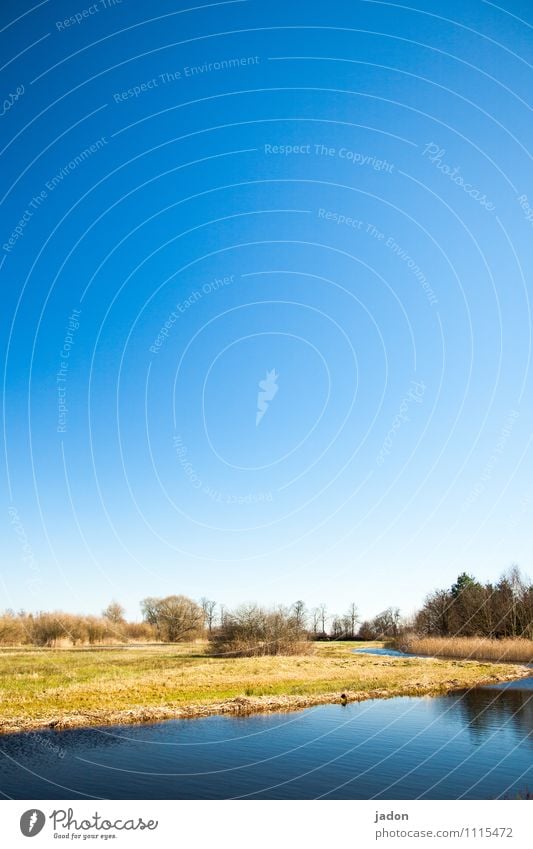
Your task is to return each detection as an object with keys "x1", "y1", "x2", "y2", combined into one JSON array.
[{"x1": 399, "y1": 636, "x2": 533, "y2": 663}]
